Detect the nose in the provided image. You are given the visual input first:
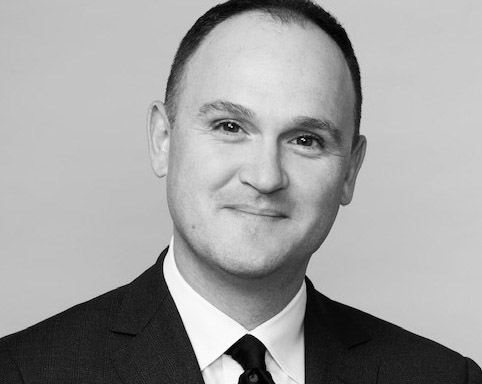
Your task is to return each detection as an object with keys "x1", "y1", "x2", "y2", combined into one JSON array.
[{"x1": 238, "y1": 143, "x2": 289, "y2": 194}]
